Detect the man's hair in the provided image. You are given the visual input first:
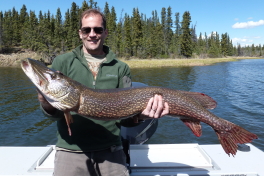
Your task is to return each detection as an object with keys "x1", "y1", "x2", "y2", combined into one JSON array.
[{"x1": 79, "y1": 9, "x2": 106, "y2": 29}]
